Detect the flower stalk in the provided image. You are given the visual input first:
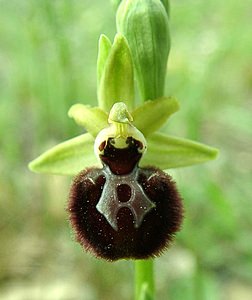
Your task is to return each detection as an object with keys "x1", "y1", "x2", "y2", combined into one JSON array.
[{"x1": 135, "y1": 260, "x2": 155, "y2": 300}]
